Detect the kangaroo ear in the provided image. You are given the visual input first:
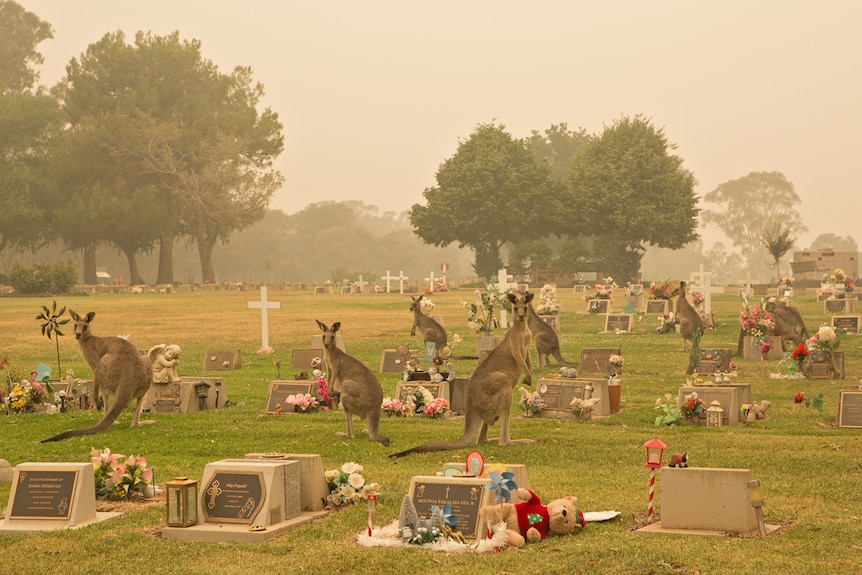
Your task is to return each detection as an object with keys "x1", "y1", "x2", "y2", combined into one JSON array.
[
  {"x1": 69, "y1": 310, "x2": 80, "y2": 321},
  {"x1": 506, "y1": 292, "x2": 518, "y2": 304},
  {"x1": 524, "y1": 292, "x2": 534, "y2": 303},
  {"x1": 331, "y1": 322, "x2": 341, "y2": 332},
  {"x1": 315, "y1": 320, "x2": 327, "y2": 332},
  {"x1": 85, "y1": 311, "x2": 96, "y2": 322}
]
